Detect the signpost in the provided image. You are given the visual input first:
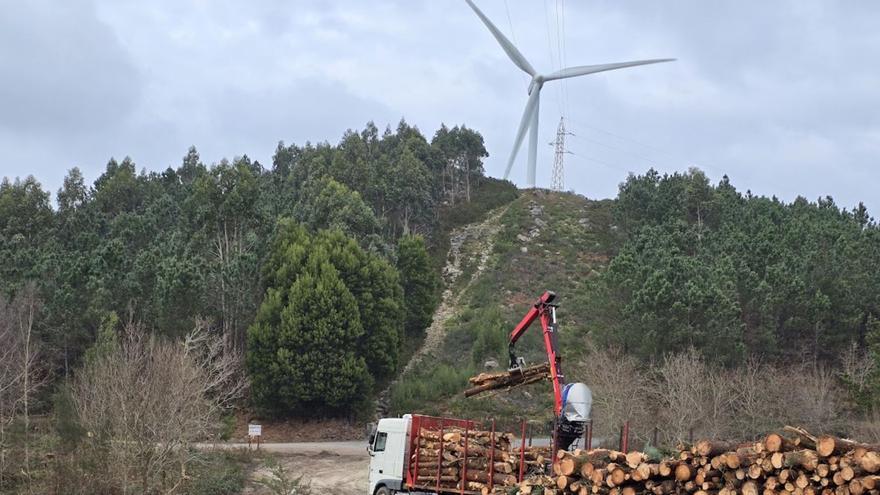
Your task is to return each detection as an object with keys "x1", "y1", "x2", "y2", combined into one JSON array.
[{"x1": 248, "y1": 423, "x2": 262, "y2": 450}]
